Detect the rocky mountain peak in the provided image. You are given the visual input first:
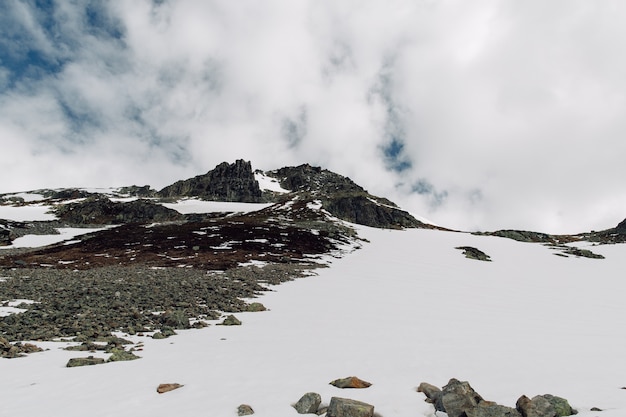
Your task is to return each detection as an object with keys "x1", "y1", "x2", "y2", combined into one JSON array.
[{"x1": 157, "y1": 159, "x2": 262, "y2": 202}]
